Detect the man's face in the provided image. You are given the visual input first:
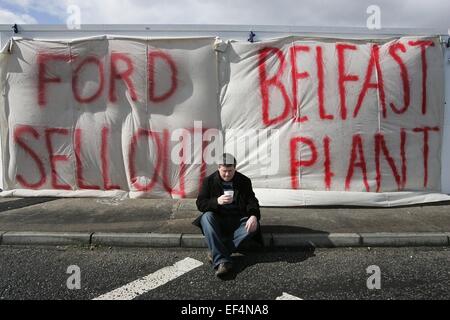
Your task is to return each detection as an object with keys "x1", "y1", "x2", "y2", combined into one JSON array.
[{"x1": 218, "y1": 165, "x2": 236, "y2": 182}]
